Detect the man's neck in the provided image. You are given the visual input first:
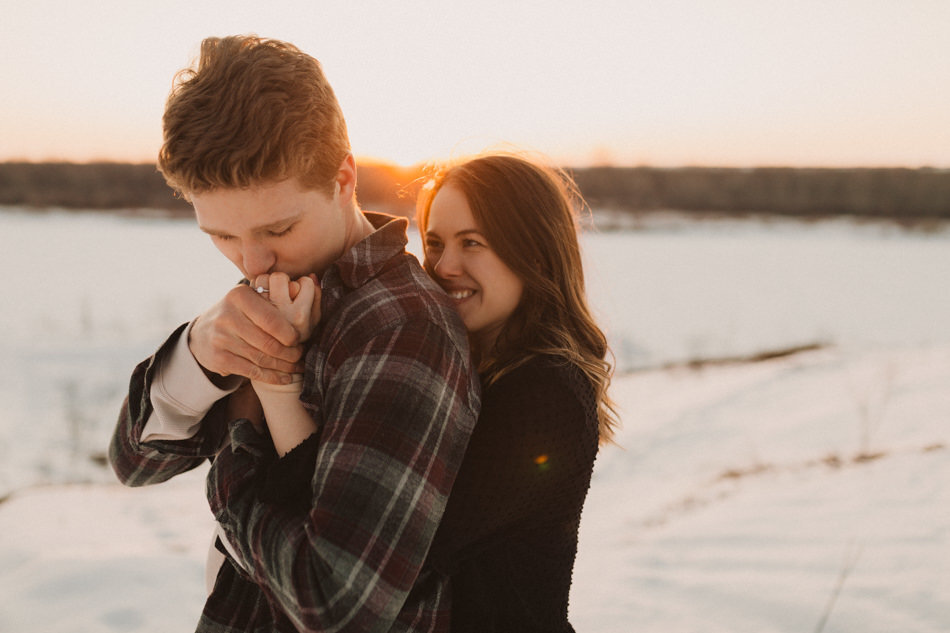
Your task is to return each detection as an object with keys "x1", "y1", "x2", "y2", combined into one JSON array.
[{"x1": 343, "y1": 206, "x2": 375, "y2": 253}]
